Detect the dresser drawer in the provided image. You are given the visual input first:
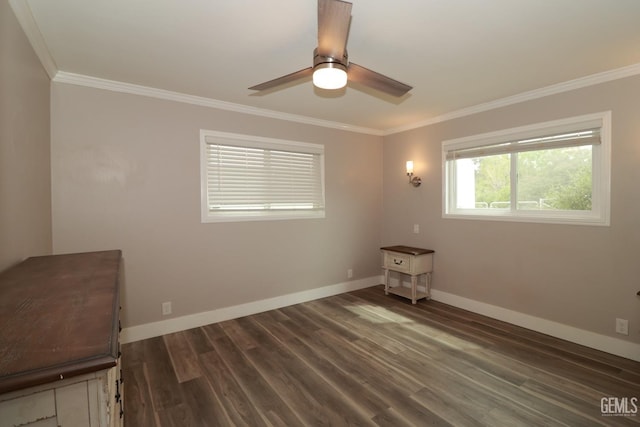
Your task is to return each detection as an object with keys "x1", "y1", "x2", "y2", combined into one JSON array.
[
  {"x1": 383, "y1": 251, "x2": 412, "y2": 274},
  {"x1": 0, "y1": 389, "x2": 56, "y2": 426}
]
